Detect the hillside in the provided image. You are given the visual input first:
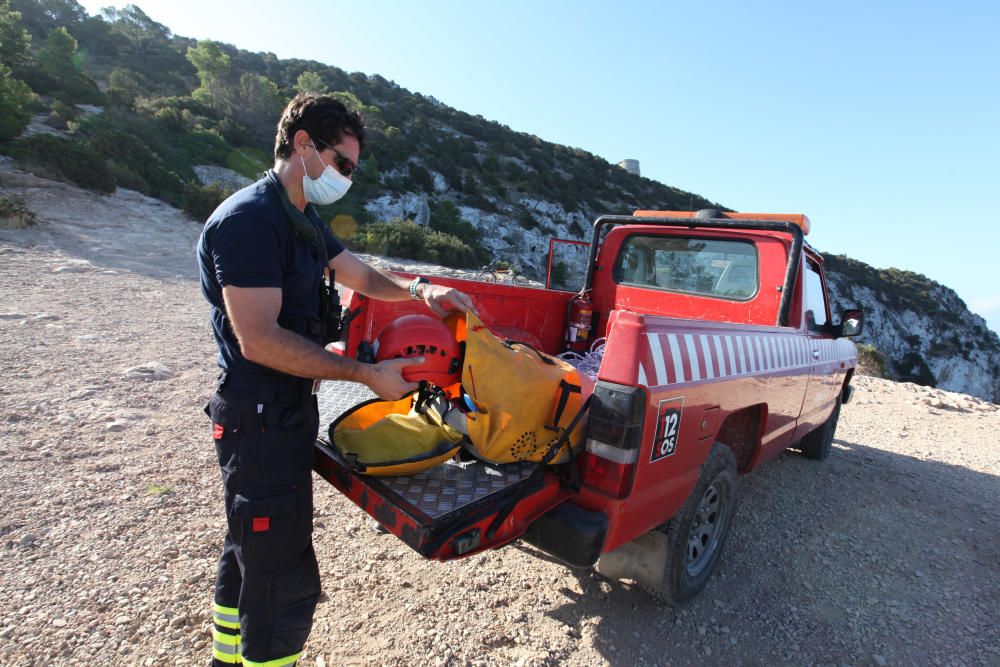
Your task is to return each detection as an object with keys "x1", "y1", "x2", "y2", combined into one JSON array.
[
  {"x1": 0, "y1": 0, "x2": 719, "y2": 271},
  {"x1": 1, "y1": 0, "x2": 998, "y2": 401}
]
